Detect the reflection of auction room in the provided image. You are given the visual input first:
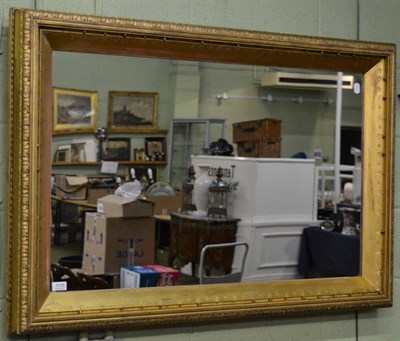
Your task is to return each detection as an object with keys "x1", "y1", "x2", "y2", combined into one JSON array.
[{"x1": 50, "y1": 53, "x2": 362, "y2": 291}]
